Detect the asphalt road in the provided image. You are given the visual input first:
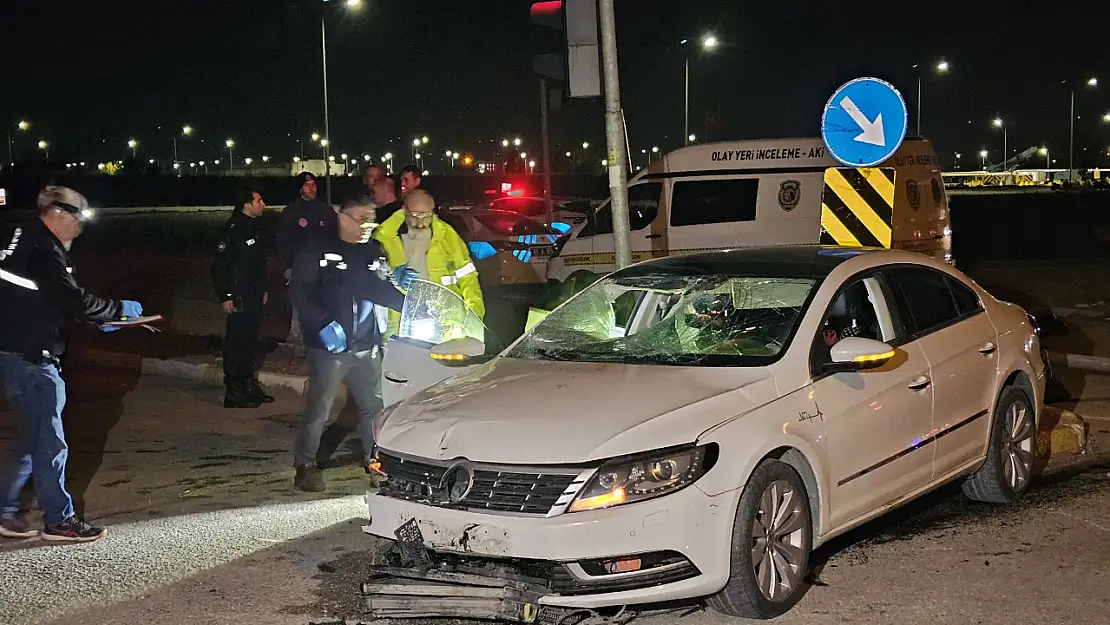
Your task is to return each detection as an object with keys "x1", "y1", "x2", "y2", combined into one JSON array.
[{"x1": 0, "y1": 365, "x2": 1106, "y2": 625}]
